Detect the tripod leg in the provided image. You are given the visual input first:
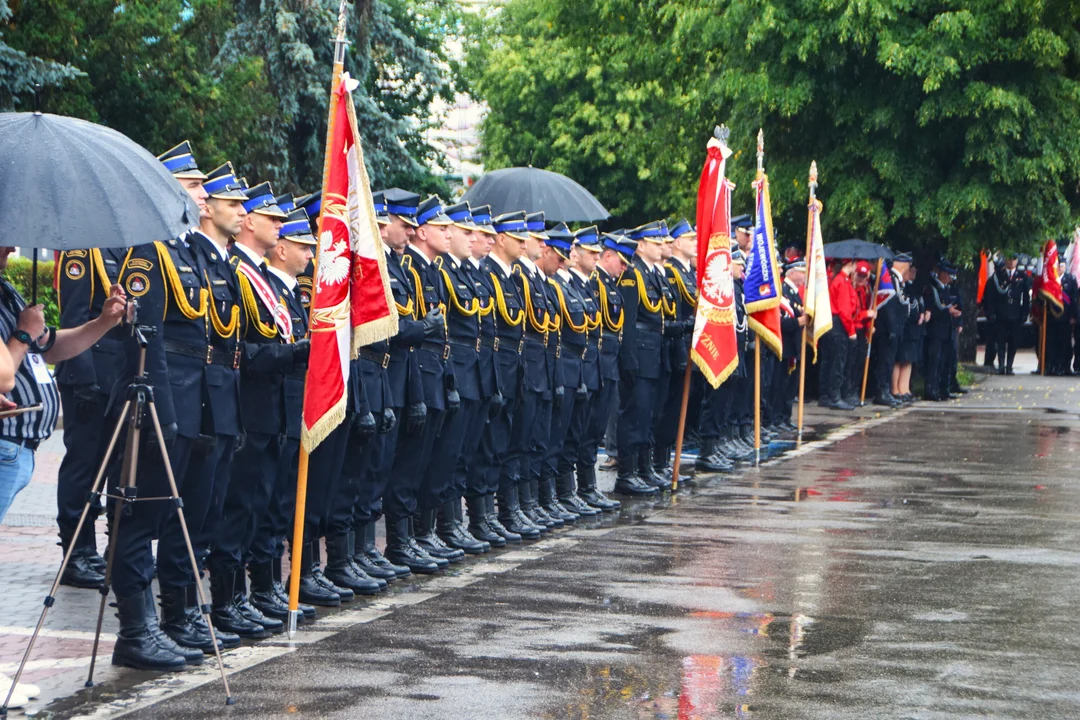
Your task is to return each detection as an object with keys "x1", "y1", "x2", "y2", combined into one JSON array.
[
  {"x1": 87, "y1": 401, "x2": 141, "y2": 686},
  {"x1": 146, "y1": 402, "x2": 233, "y2": 703},
  {"x1": 0, "y1": 400, "x2": 130, "y2": 711}
]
